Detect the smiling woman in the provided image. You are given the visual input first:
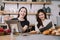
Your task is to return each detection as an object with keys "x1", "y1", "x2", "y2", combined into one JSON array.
[
  {"x1": 35, "y1": 9, "x2": 55, "y2": 34},
  {"x1": 11, "y1": 7, "x2": 30, "y2": 33}
]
